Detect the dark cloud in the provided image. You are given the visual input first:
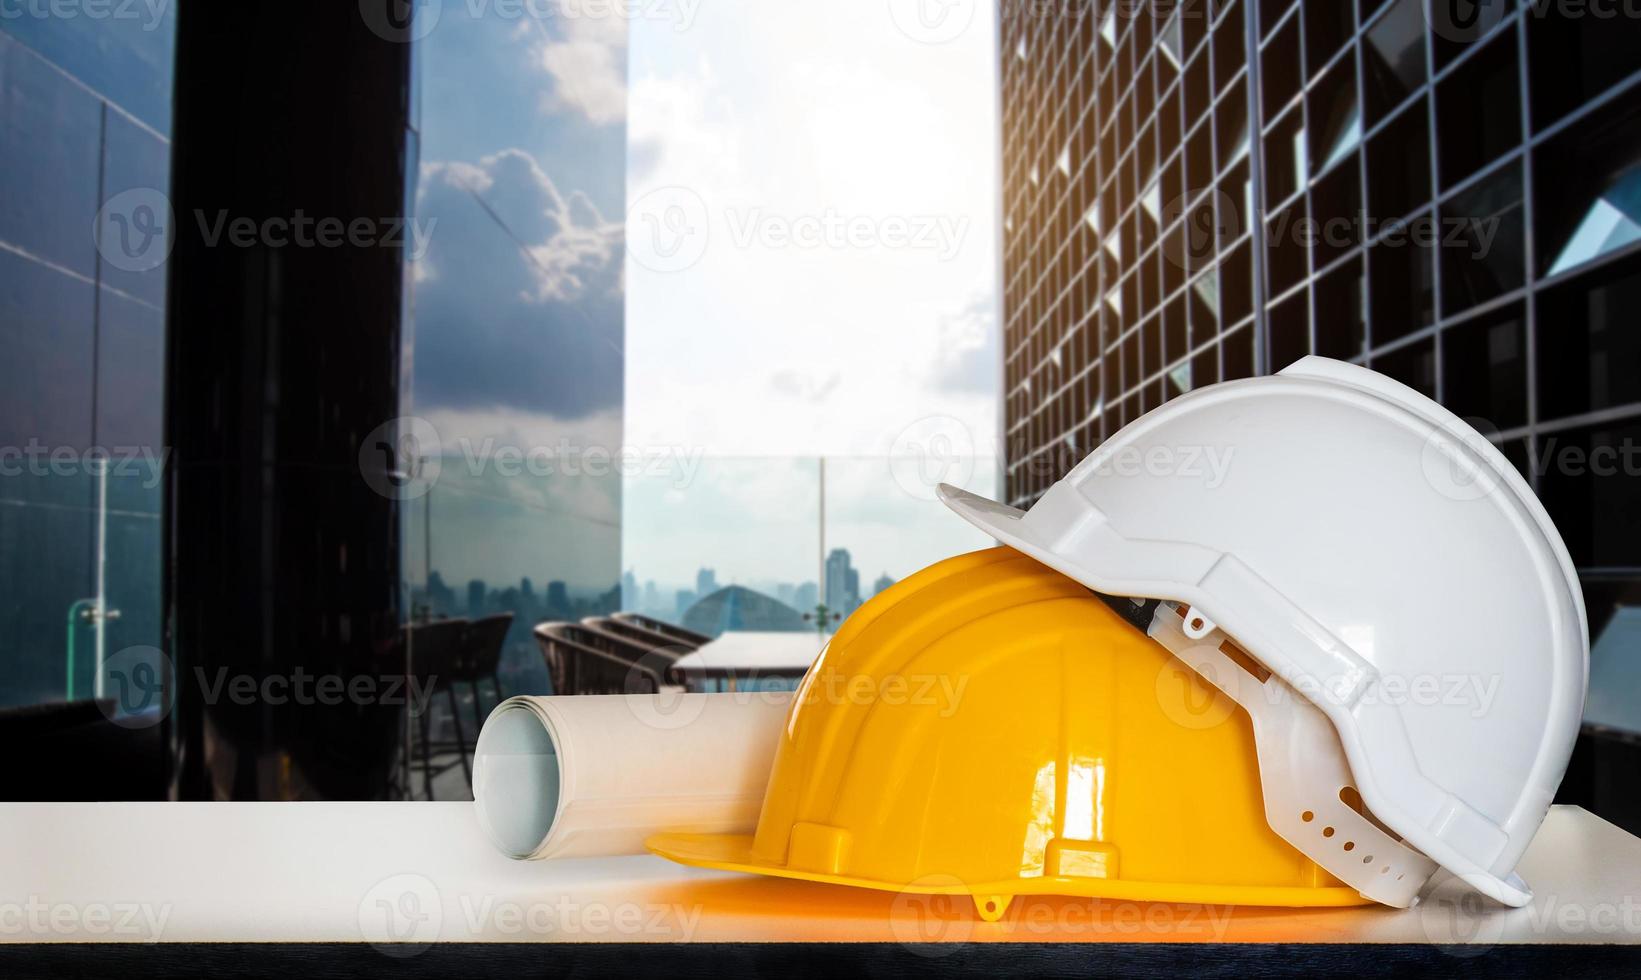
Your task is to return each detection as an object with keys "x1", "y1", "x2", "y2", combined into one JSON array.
[{"x1": 412, "y1": 150, "x2": 624, "y2": 420}]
